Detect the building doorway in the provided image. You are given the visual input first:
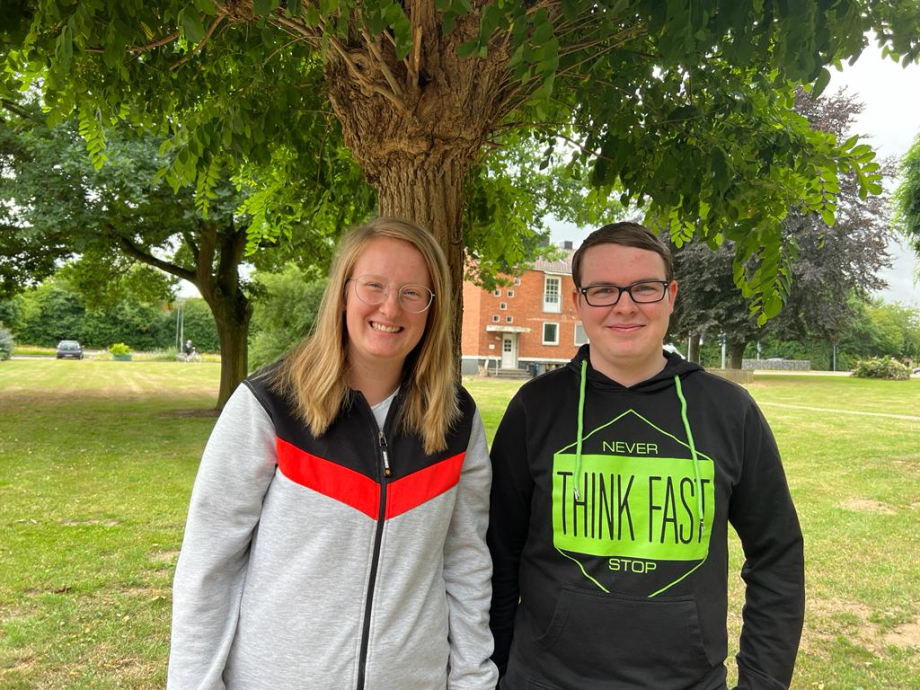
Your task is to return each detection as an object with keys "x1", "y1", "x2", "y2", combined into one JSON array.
[{"x1": 501, "y1": 334, "x2": 518, "y2": 369}]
